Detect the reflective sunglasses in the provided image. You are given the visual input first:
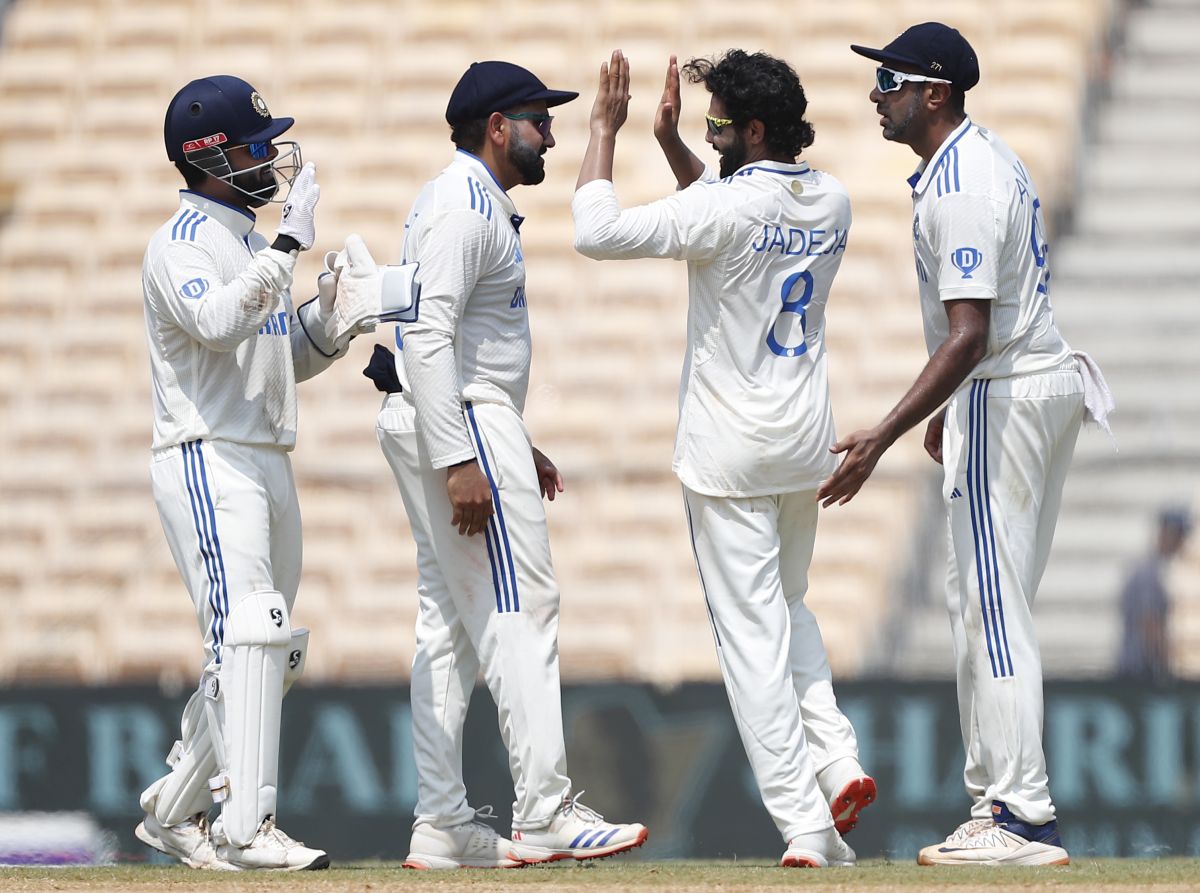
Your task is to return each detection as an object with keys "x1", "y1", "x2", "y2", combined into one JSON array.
[
  {"x1": 705, "y1": 113, "x2": 733, "y2": 136},
  {"x1": 503, "y1": 112, "x2": 554, "y2": 139},
  {"x1": 231, "y1": 141, "x2": 272, "y2": 159},
  {"x1": 875, "y1": 66, "x2": 952, "y2": 94}
]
